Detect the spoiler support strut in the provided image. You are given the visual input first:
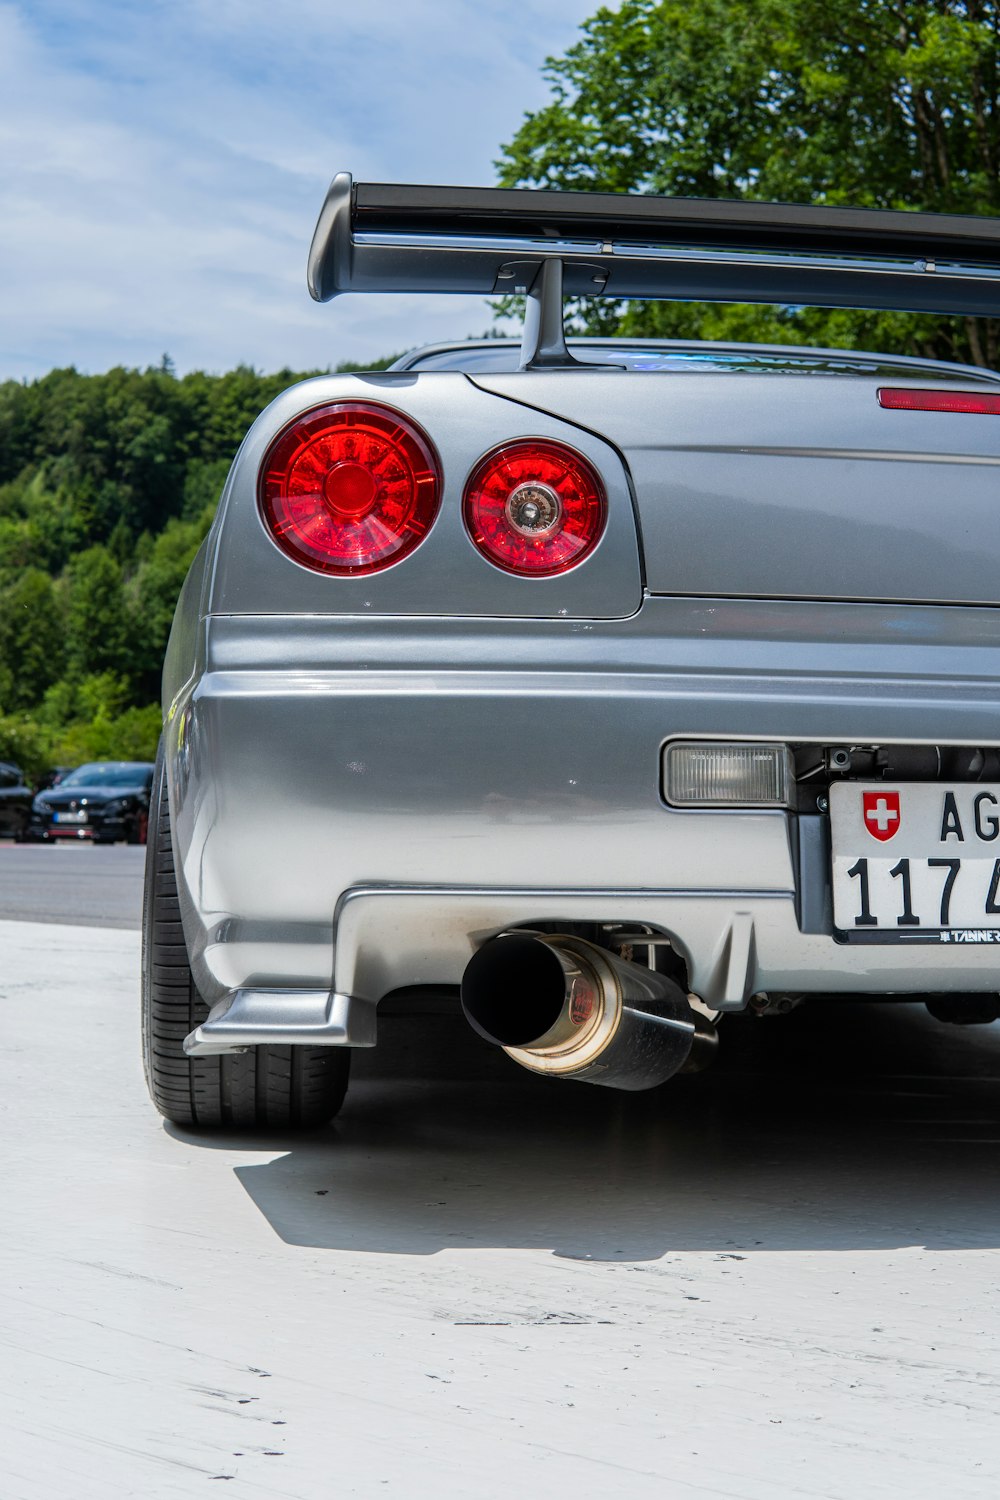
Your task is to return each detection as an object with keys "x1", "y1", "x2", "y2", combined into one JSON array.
[{"x1": 518, "y1": 259, "x2": 621, "y2": 371}]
